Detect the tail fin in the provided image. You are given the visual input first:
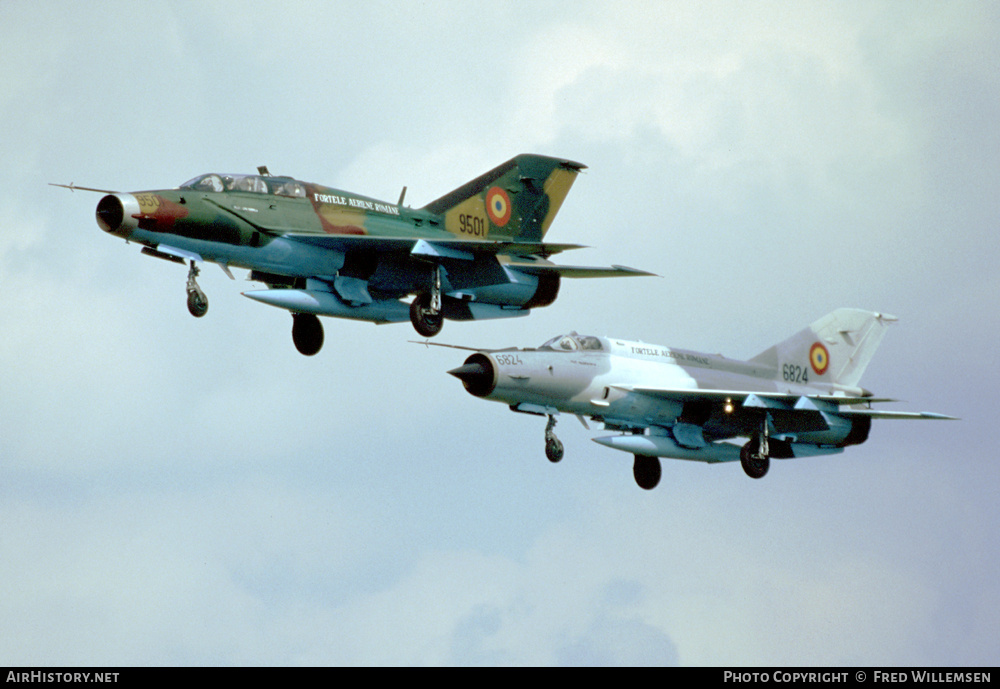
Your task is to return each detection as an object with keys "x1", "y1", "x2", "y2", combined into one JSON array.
[
  {"x1": 749, "y1": 309, "x2": 898, "y2": 387},
  {"x1": 422, "y1": 154, "x2": 585, "y2": 242}
]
